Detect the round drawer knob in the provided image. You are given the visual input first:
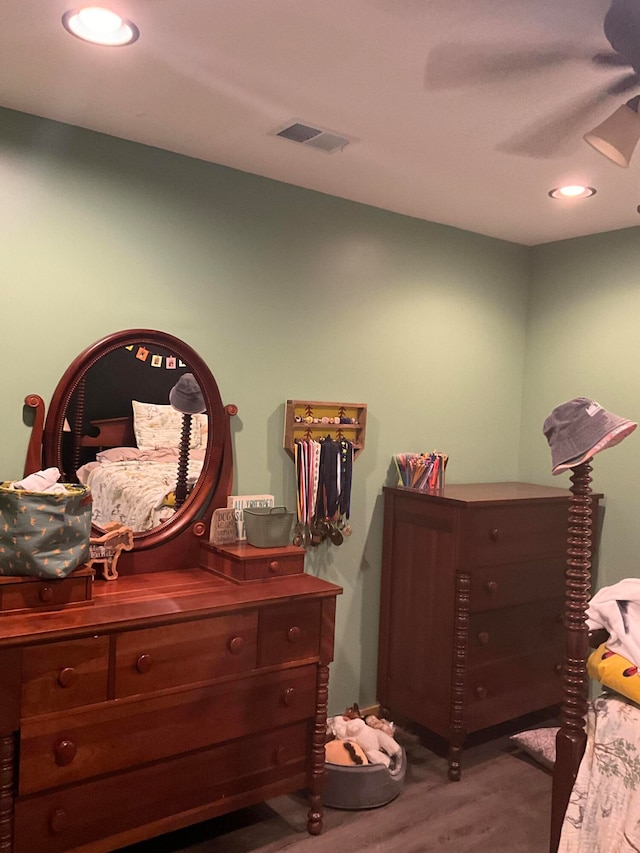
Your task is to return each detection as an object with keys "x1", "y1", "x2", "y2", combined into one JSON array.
[
  {"x1": 485, "y1": 581, "x2": 498, "y2": 594},
  {"x1": 287, "y1": 626, "x2": 301, "y2": 644},
  {"x1": 228, "y1": 636, "x2": 244, "y2": 655},
  {"x1": 274, "y1": 746, "x2": 286, "y2": 765},
  {"x1": 39, "y1": 586, "x2": 54, "y2": 603},
  {"x1": 136, "y1": 654, "x2": 152, "y2": 674},
  {"x1": 489, "y1": 528, "x2": 500, "y2": 542},
  {"x1": 554, "y1": 663, "x2": 563, "y2": 675},
  {"x1": 57, "y1": 667, "x2": 77, "y2": 688},
  {"x1": 192, "y1": 521, "x2": 206, "y2": 537},
  {"x1": 55, "y1": 739, "x2": 77, "y2": 767},
  {"x1": 477, "y1": 631, "x2": 490, "y2": 646},
  {"x1": 281, "y1": 687, "x2": 295, "y2": 706},
  {"x1": 474, "y1": 686, "x2": 488, "y2": 699},
  {"x1": 49, "y1": 808, "x2": 70, "y2": 835},
  {"x1": 269, "y1": 560, "x2": 281, "y2": 573}
]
